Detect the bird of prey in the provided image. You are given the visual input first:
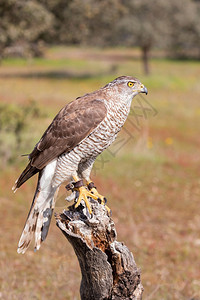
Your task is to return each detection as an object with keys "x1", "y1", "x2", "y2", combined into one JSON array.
[{"x1": 13, "y1": 76, "x2": 148, "y2": 254}]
